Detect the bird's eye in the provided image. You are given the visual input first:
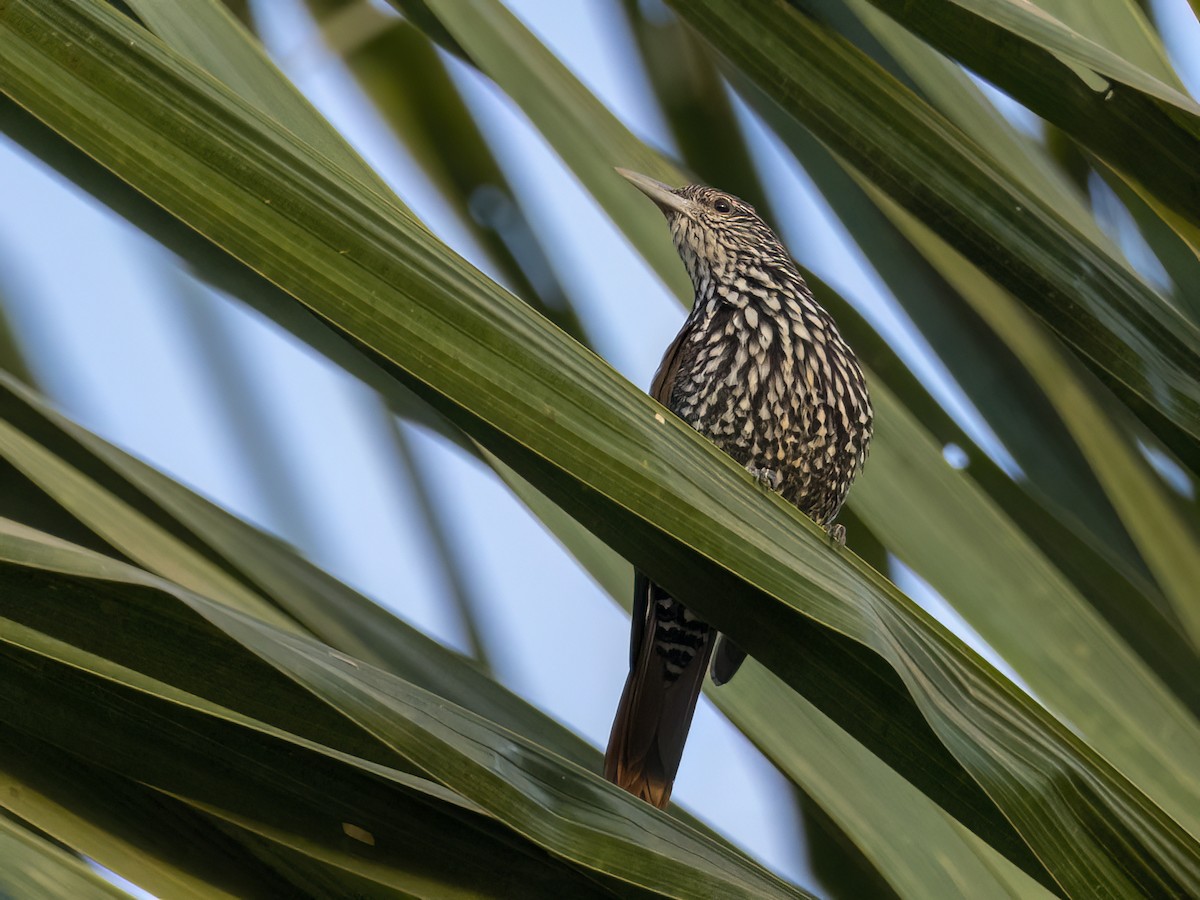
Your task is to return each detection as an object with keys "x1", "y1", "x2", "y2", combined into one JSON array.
[{"x1": 714, "y1": 198, "x2": 731, "y2": 213}]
